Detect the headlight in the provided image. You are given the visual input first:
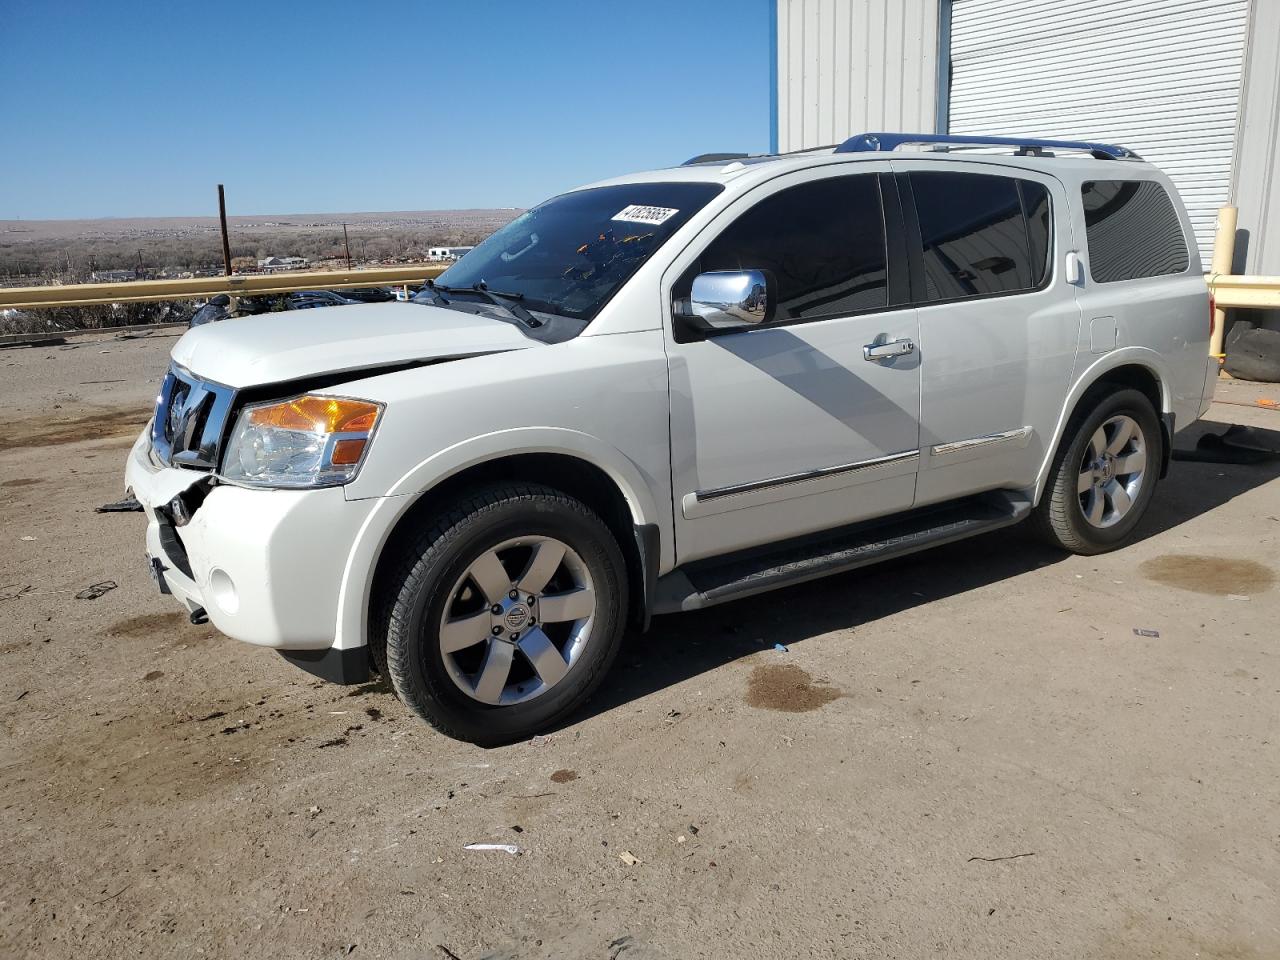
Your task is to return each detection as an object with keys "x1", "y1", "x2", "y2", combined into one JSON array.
[{"x1": 220, "y1": 395, "x2": 383, "y2": 488}]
